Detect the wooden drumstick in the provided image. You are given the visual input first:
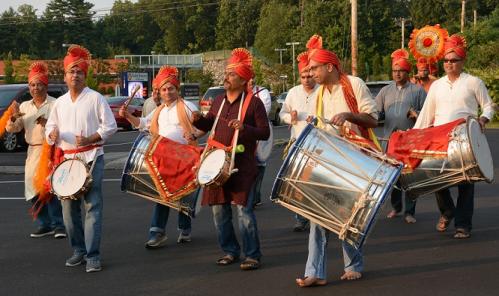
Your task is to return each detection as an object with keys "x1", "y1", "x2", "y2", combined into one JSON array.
[{"x1": 123, "y1": 85, "x2": 142, "y2": 109}]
